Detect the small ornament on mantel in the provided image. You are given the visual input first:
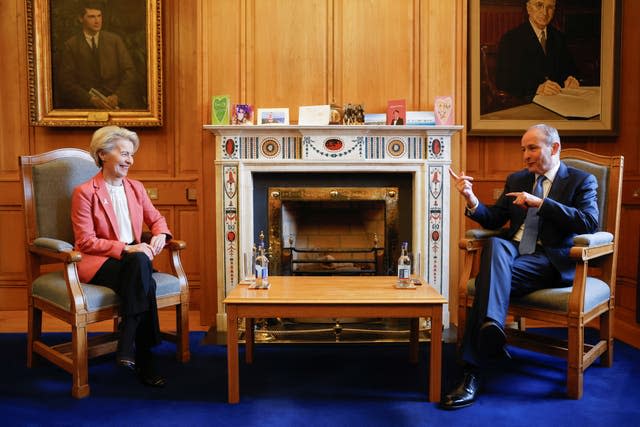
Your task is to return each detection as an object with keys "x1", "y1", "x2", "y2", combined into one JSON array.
[
  {"x1": 434, "y1": 96, "x2": 453, "y2": 125},
  {"x1": 329, "y1": 103, "x2": 342, "y2": 124},
  {"x1": 342, "y1": 103, "x2": 365, "y2": 125}
]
